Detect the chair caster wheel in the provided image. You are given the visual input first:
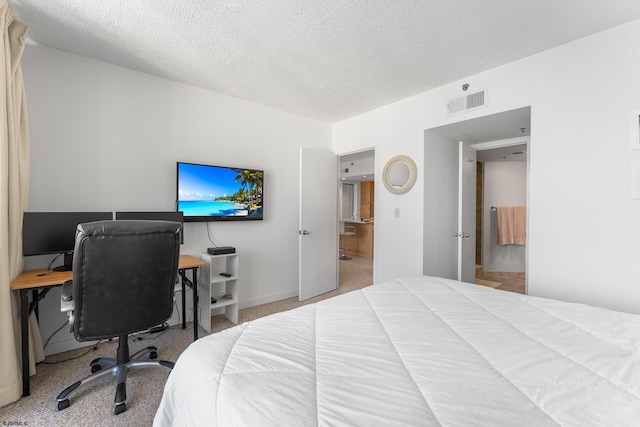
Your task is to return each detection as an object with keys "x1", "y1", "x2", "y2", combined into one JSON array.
[
  {"x1": 91, "y1": 364, "x2": 102, "y2": 373},
  {"x1": 115, "y1": 402, "x2": 126, "y2": 415},
  {"x1": 57, "y1": 399, "x2": 70, "y2": 411},
  {"x1": 150, "y1": 351, "x2": 157, "y2": 359}
]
